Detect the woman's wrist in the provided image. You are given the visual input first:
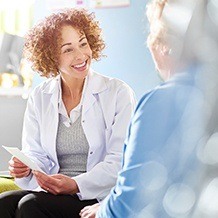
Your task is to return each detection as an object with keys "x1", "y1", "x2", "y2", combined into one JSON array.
[{"x1": 71, "y1": 178, "x2": 79, "y2": 193}]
